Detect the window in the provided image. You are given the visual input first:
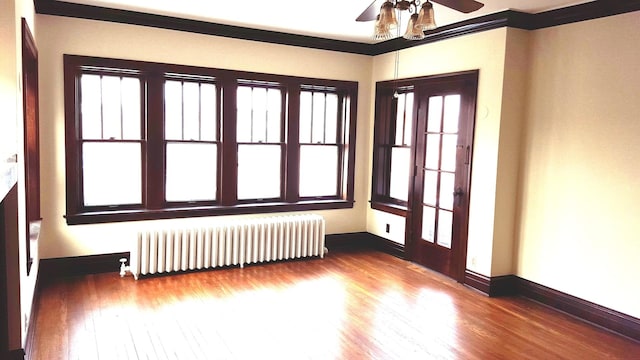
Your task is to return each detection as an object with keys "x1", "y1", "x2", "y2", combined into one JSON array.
[
  {"x1": 64, "y1": 55, "x2": 358, "y2": 224},
  {"x1": 371, "y1": 85, "x2": 415, "y2": 215}
]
